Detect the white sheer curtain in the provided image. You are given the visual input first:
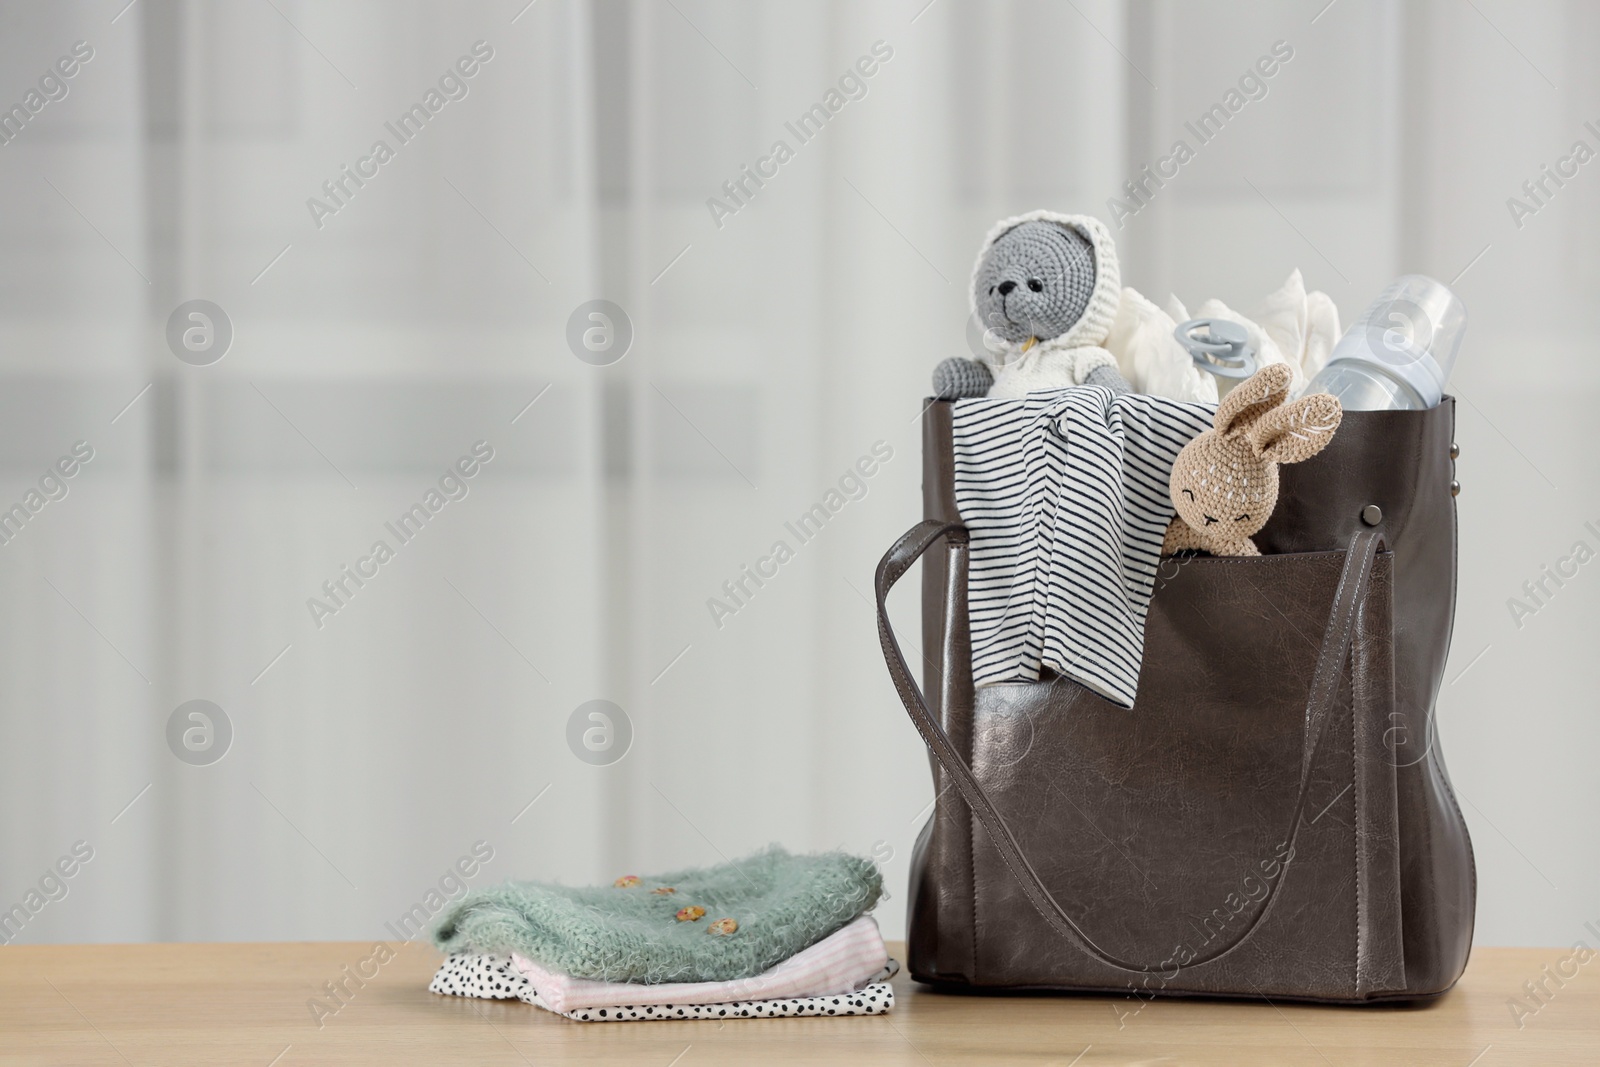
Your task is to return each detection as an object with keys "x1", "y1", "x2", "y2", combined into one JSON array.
[
  {"x1": 0, "y1": 0, "x2": 1594, "y2": 949},
  {"x1": 0, "y1": 0, "x2": 613, "y2": 942}
]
